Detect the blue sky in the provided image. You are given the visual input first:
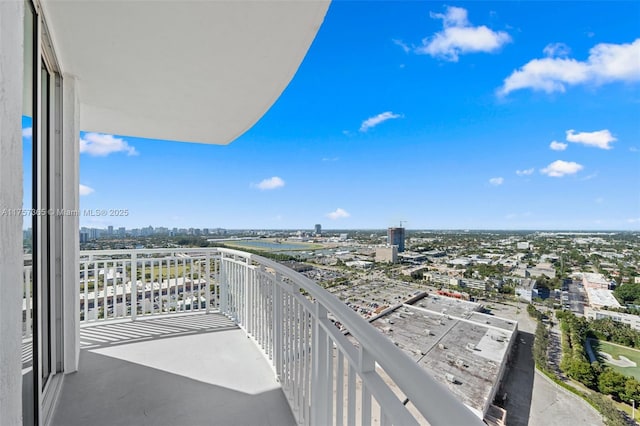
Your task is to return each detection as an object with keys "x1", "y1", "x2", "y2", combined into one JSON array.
[{"x1": 24, "y1": 1, "x2": 640, "y2": 230}]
